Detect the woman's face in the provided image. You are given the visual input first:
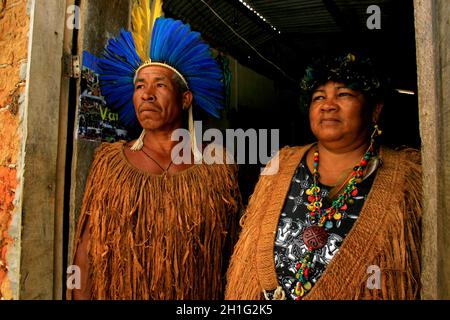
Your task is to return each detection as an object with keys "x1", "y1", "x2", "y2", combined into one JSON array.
[{"x1": 309, "y1": 81, "x2": 374, "y2": 147}]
